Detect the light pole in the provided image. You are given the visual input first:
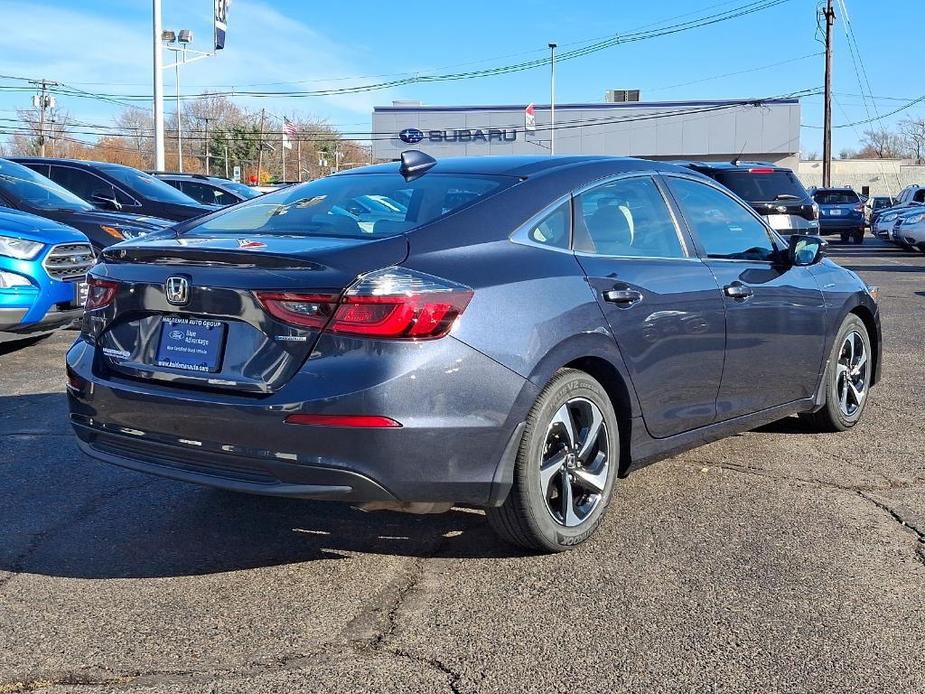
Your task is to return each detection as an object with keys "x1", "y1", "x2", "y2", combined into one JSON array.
[
  {"x1": 548, "y1": 42, "x2": 557, "y2": 156},
  {"x1": 152, "y1": 0, "x2": 165, "y2": 170},
  {"x1": 163, "y1": 29, "x2": 193, "y2": 172}
]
